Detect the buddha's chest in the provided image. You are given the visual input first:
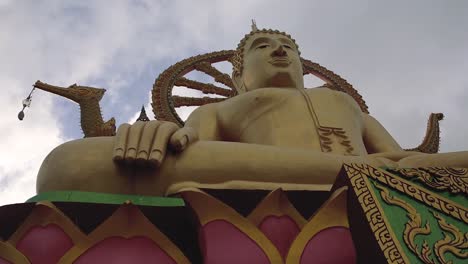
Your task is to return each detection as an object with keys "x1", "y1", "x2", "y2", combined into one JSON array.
[{"x1": 218, "y1": 88, "x2": 366, "y2": 154}]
